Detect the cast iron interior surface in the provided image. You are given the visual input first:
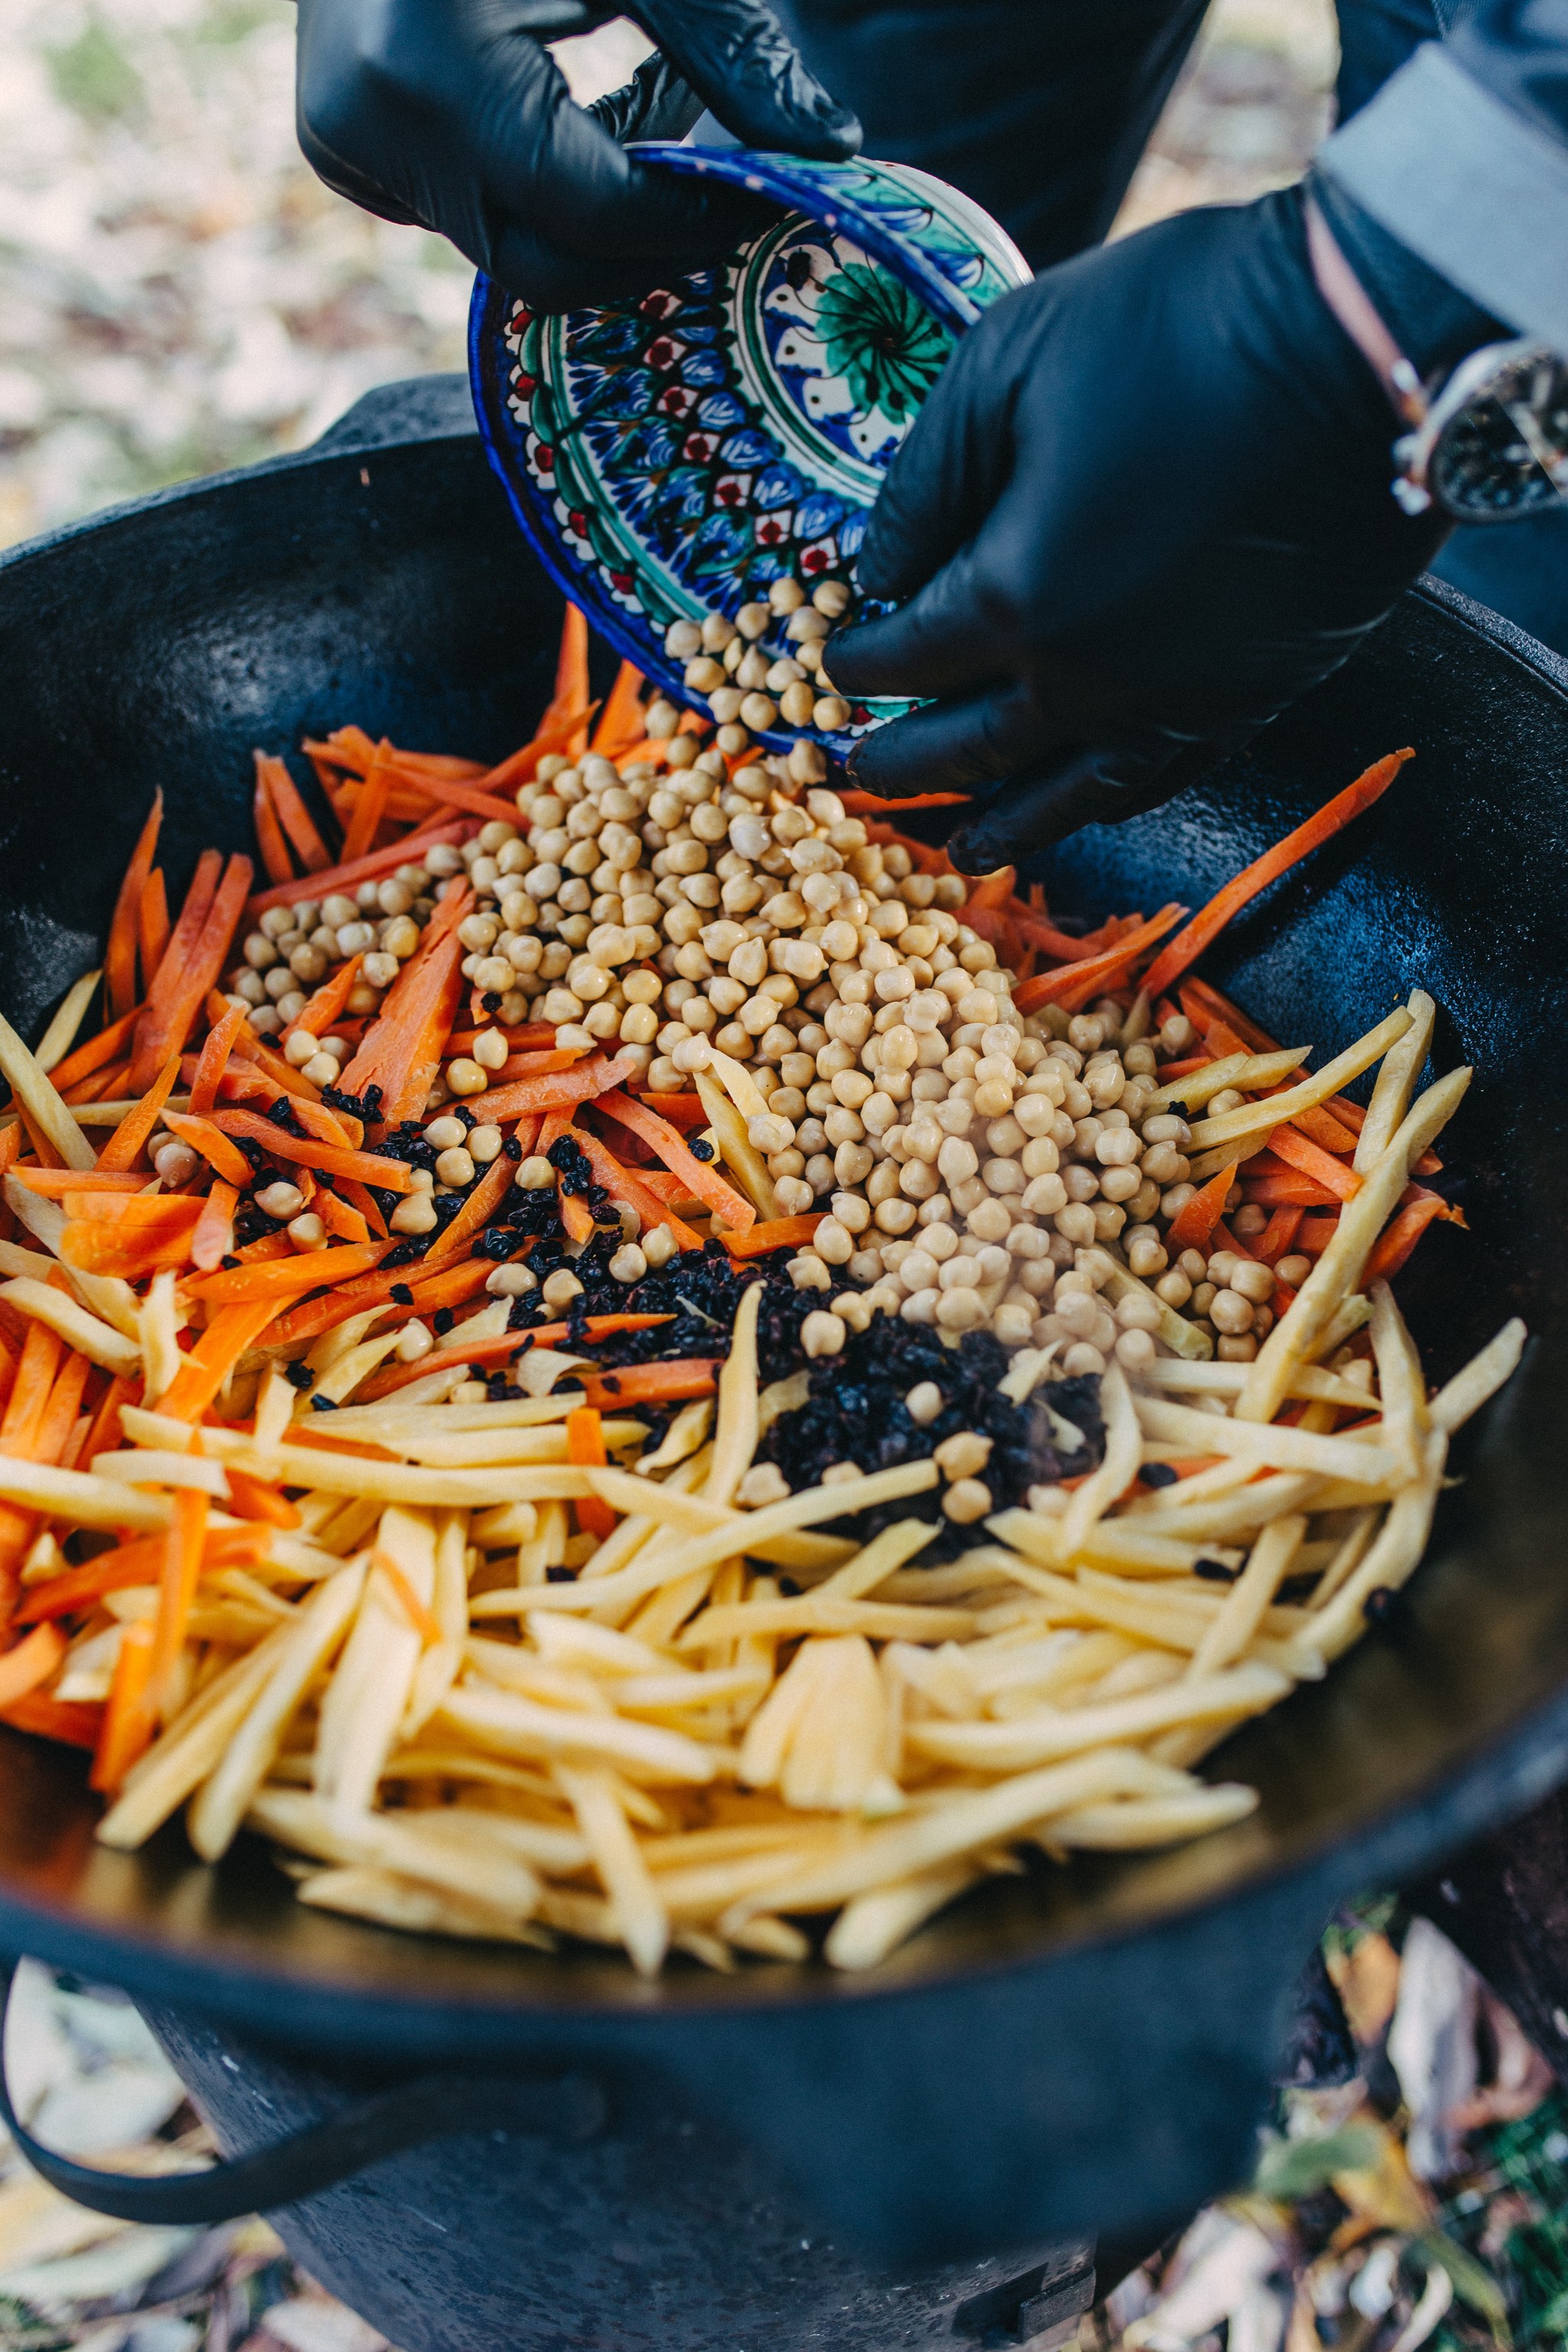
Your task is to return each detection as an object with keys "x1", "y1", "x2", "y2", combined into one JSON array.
[{"x1": 0, "y1": 374, "x2": 1563, "y2": 2058}]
